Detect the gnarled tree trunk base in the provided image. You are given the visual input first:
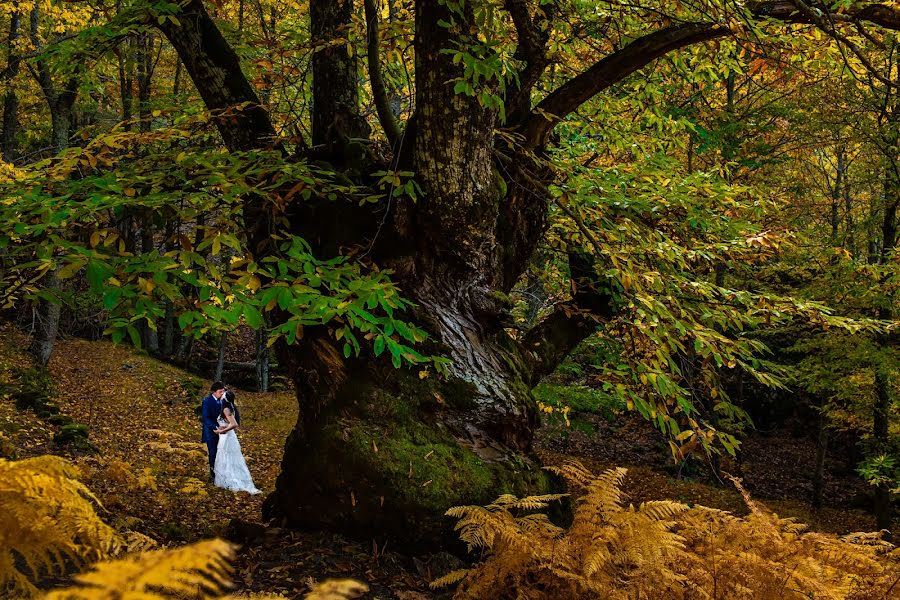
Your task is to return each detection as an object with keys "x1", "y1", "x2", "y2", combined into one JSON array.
[{"x1": 262, "y1": 366, "x2": 552, "y2": 549}]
